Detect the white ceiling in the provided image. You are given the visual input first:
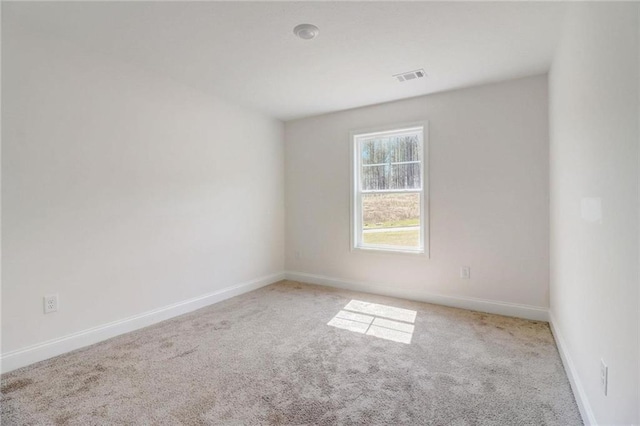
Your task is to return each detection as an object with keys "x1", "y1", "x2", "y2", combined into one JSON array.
[{"x1": 4, "y1": 2, "x2": 567, "y2": 121}]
